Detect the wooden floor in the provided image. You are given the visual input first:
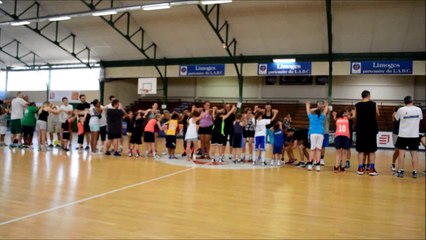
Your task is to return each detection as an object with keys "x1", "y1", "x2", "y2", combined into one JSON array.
[{"x1": 0, "y1": 136, "x2": 425, "y2": 239}]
